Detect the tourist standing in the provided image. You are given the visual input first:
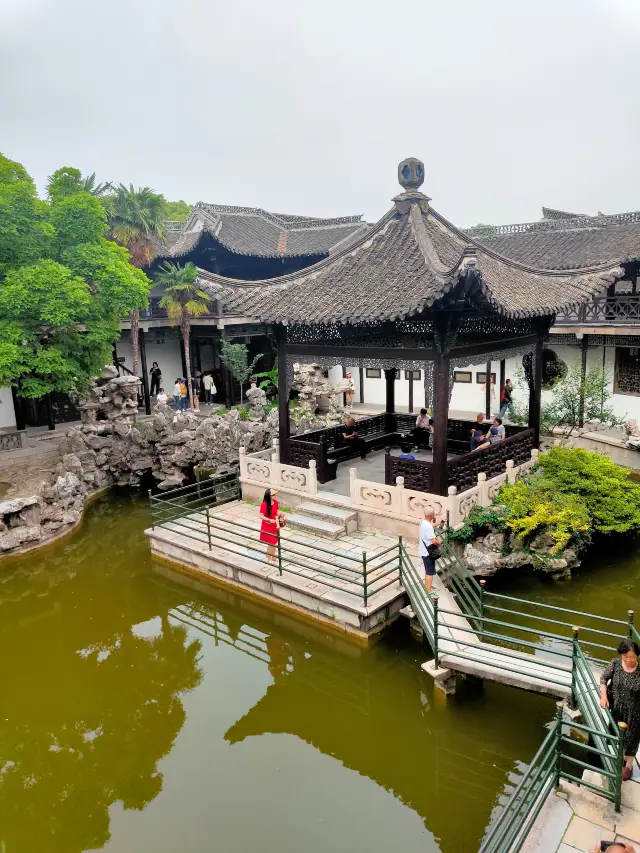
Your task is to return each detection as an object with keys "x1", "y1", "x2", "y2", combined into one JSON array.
[
  {"x1": 202, "y1": 372, "x2": 215, "y2": 404},
  {"x1": 418, "y1": 508, "x2": 440, "y2": 594},
  {"x1": 345, "y1": 372, "x2": 355, "y2": 408},
  {"x1": 600, "y1": 638, "x2": 640, "y2": 781},
  {"x1": 191, "y1": 374, "x2": 200, "y2": 410},
  {"x1": 179, "y1": 378, "x2": 188, "y2": 410},
  {"x1": 173, "y1": 379, "x2": 182, "y2": 410},
  {"x1": 499, "y1": 379, "x2": 515, "y2": 419},
  {"x1": 149, "y1": 362, "x2": 162, "y2": 396},
  {"x1": 259, "y1": 488, "x2": 280, "y2": 564}
]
